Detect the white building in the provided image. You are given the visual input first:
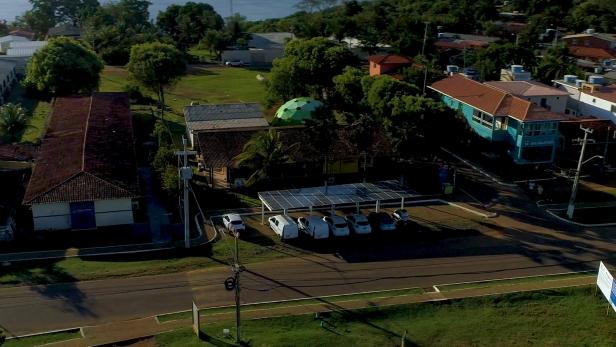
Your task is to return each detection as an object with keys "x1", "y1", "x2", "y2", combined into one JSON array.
[
  {"x1": 485, "y1": 80, "x2": 569, "y2": 114},
  {"x1": 222, "y1": 32, "x2": 295, "y2": 66},
  {"x1": 0, "y1": 35, "x2": 30, "y2": 53},
  {"x1": 554, "y1": 75, "x2": 616, "y2": 124},
  {"x1": 23, "y1": 93, "x2": 138, "y2": 231},
  {"x1": 1, "y1": 40, "x2": 48, "y2": 75},
  {"x1": 0, "y1": 61, "x2": 17, "y2": 103}
]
